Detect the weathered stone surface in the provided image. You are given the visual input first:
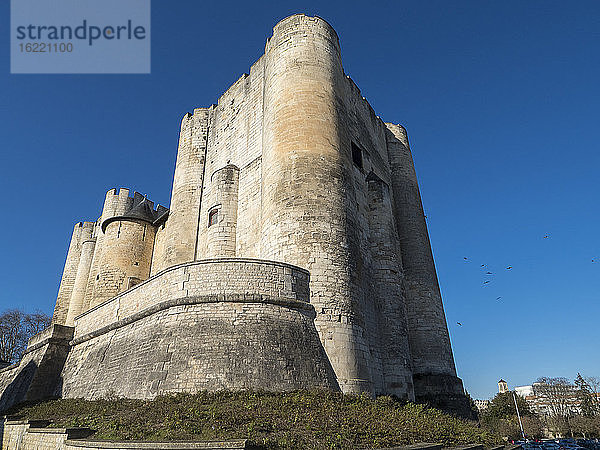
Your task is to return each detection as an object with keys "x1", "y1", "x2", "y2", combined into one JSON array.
[
  {"x1": 61, "y1": 260, "x2": 336, "y2": 399},
  {"x1": 0, "y1": 325, "x2": 73, "y2": 412},
  {"x1": 32, "y1": 13, "x2": 470, "y2": 413}
]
